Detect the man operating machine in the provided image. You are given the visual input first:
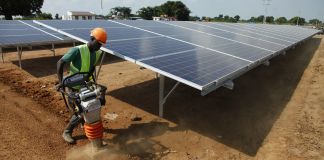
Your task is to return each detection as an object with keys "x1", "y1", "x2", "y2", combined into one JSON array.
[{"x1": 56, "y1": 28, "x2": 107, "y2": 149}]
